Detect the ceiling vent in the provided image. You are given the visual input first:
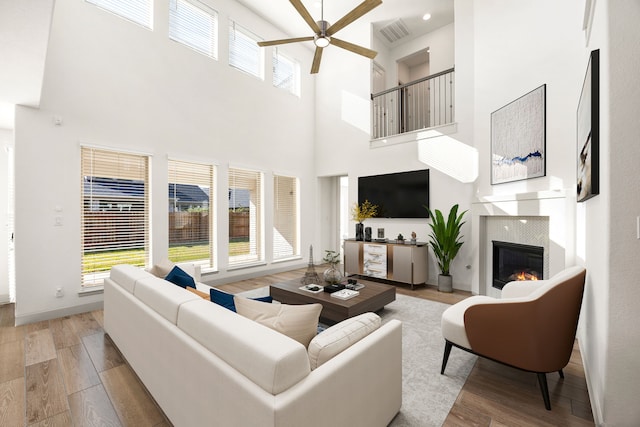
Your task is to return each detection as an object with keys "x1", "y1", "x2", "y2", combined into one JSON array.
[{"x1": 379, "y1": 19, "x2": 410, "y2": 43}]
